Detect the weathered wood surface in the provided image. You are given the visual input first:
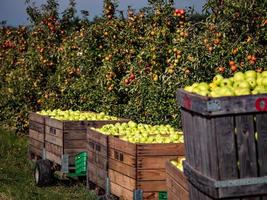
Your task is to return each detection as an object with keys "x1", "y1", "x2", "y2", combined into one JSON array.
[{"x1": 177, "y1": 89, "x2": 267, "y2": 116}]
